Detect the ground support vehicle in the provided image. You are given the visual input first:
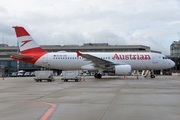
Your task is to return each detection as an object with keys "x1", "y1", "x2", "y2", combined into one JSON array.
[
  {"x1": 61, "y1": 70, "x2": 81, "y2": 82},
  {"x1": 34, "y1": 71, "x2": 55, "y2": 82}
]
